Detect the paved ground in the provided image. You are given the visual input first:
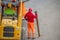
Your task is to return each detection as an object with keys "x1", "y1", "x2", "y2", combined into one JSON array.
[{"x1": 22, "y1": 0, "x2": 60, "y2": 40}]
